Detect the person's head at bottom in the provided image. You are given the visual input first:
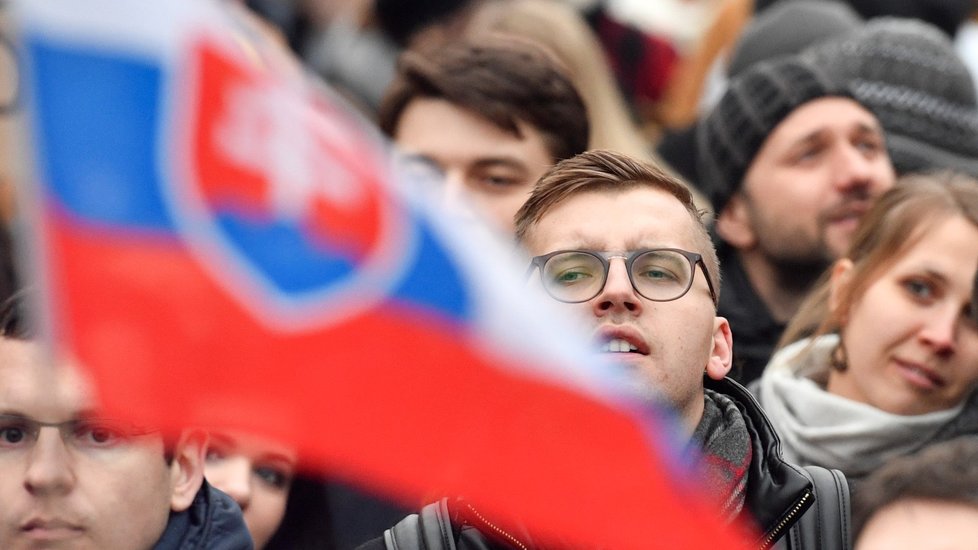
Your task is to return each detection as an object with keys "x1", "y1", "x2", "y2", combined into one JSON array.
[{"x1": 854, "y1": 437, "x2": 978, "y2": 550}]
